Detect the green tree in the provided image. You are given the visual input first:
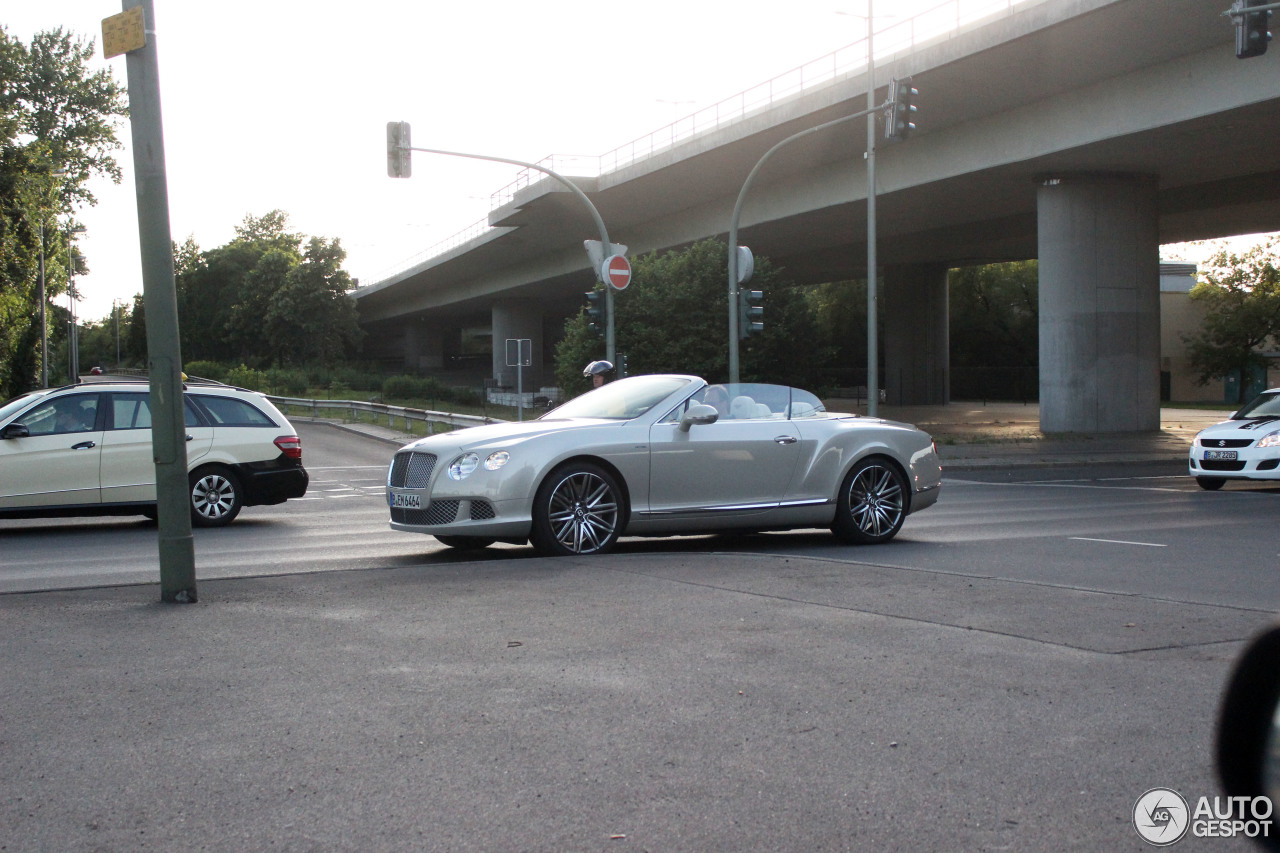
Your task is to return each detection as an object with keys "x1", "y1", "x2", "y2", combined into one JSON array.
[
  {"x1": 1183, "y1": 240, "x2": 1280, "y2": 404},
  {"x1": 949, "y1": 261, "x2": 1039, "y2": 369},
  {"x1": 803, "y1": 279, "x2": 867, "y2": 377},
  {"x1": 263, "y1": 237, "x2": 363, "y2": 366},
  {"x1": 173, "y1": 211, "x2": 361, "y2": 367},
  {"x1": 0, "y1": 26, "x2": 126, "y2": 397},
  {"x1": 553, "y1": 239, "x2": 823, "y2": 397}
]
